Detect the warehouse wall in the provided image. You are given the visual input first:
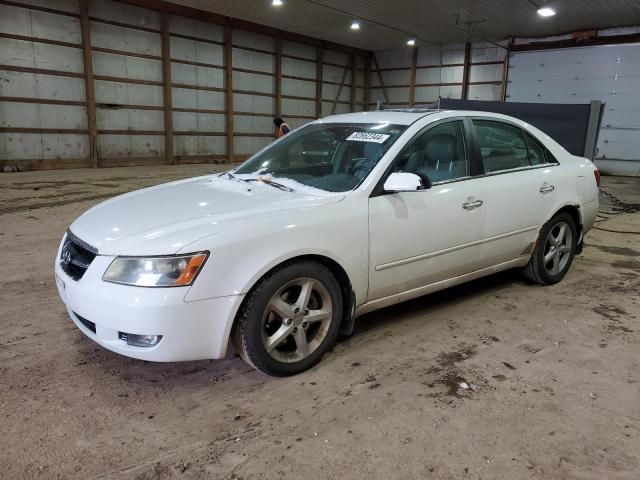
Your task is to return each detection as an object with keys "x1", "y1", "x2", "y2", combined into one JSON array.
[
  {"x1": 0, "y1": 0, "x2": 367, "y2": 170},
  {"x1": 370, "y1": 42, "x2": 507, "y2": 108}
]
